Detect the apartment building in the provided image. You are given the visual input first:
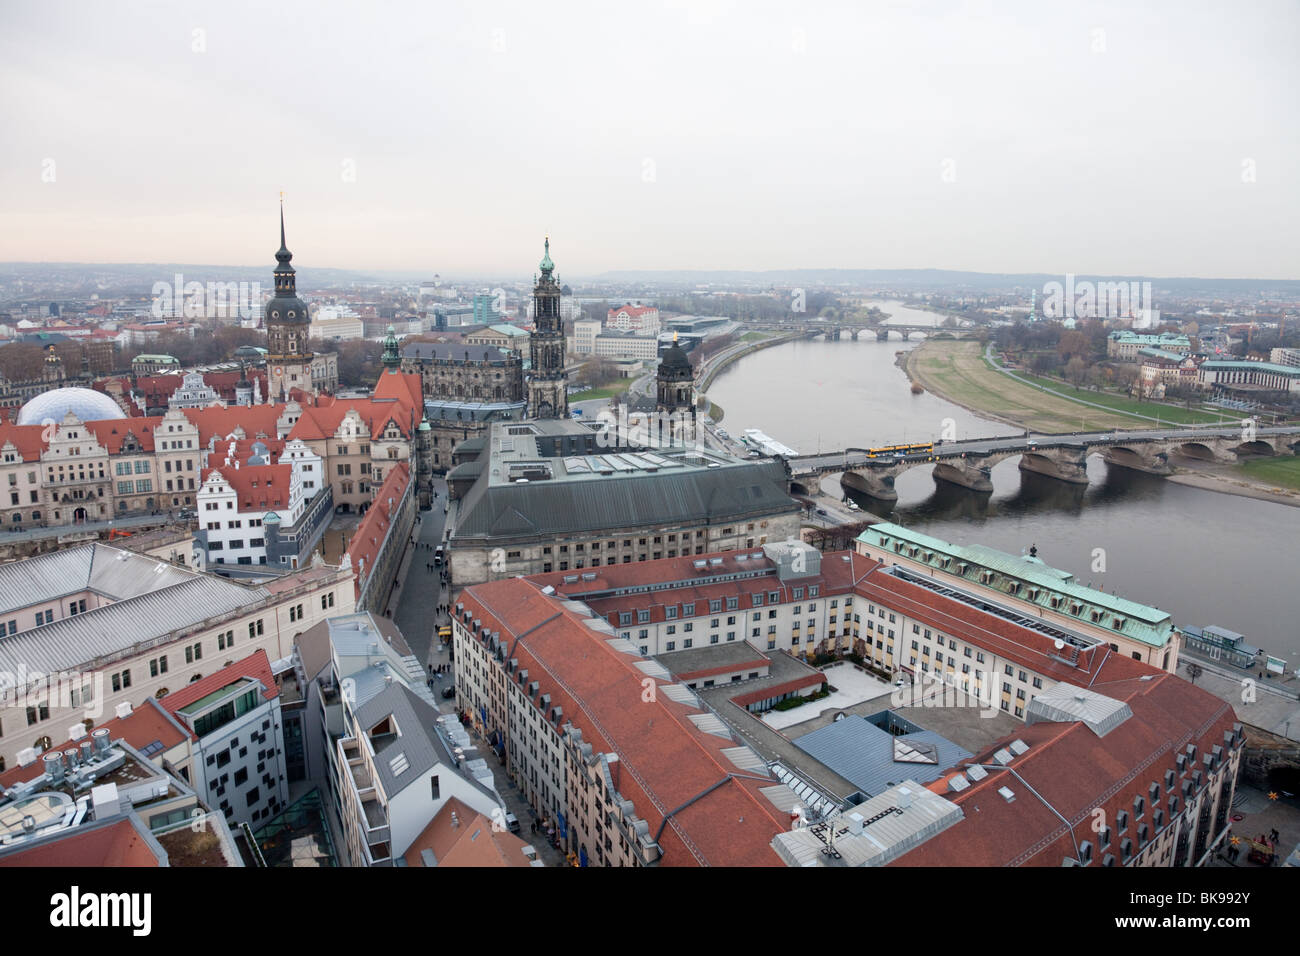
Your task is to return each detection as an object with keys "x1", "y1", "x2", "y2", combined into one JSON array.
[
  {"x1": 855, "y1": 522, "x2": 1181, "y2": 672},
  {"x1": 454, "y1": 577, "x2": 798, "y2": 867},
  {"x1": 157, "y1": 650, "x2": 290, "y2": 829},
  {"x1": 302, "y1": 613, "x2": 506, "y2": 867}
]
